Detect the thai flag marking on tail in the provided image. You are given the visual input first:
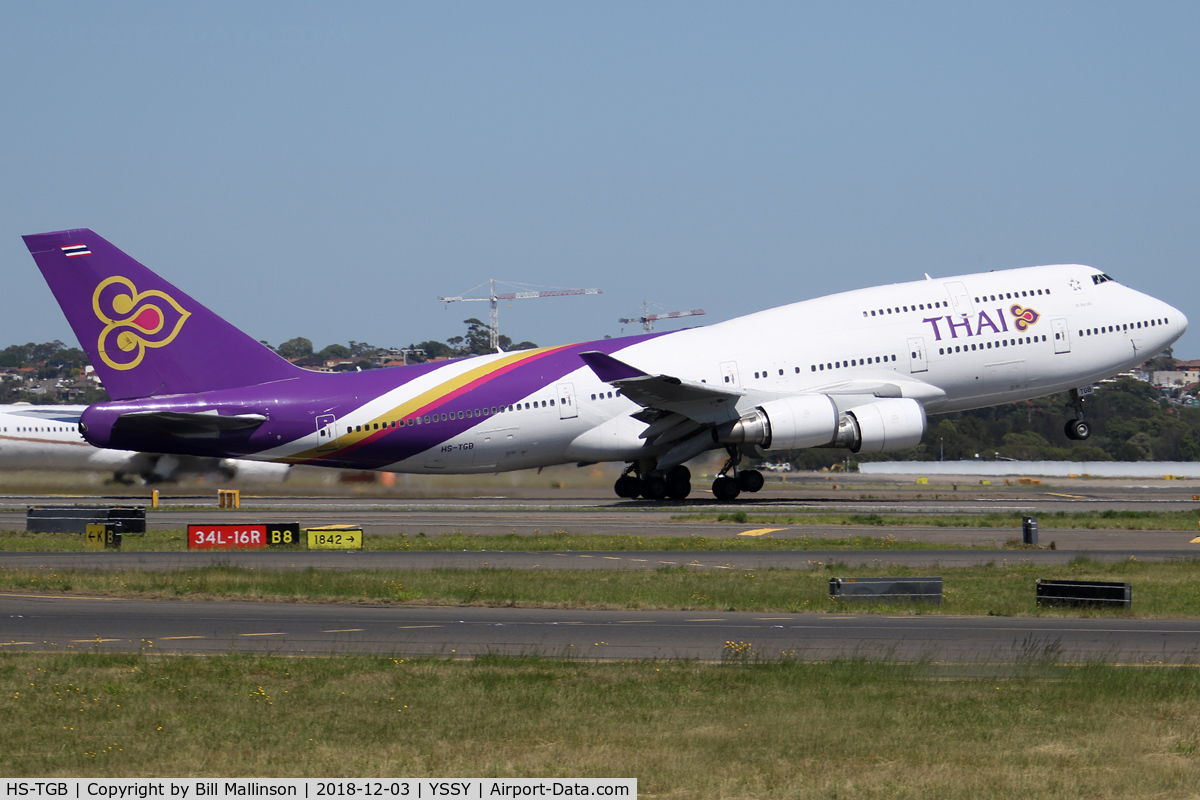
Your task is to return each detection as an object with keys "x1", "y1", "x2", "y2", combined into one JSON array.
[{"x1": 60, "y1": 244, "x2": 91, "y2": 258}]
